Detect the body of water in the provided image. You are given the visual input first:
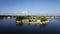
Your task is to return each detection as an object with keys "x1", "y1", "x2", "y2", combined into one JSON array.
[{"x1": 0, "y1": 17, "x2": 60, "y2": 34}]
